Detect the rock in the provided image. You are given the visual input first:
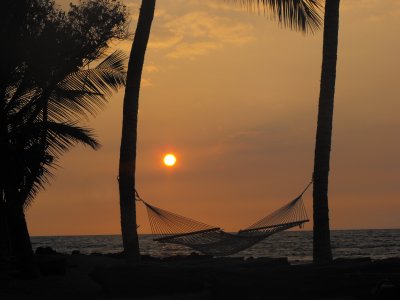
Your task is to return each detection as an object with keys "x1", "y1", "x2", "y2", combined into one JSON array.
[
  {"x1": 36, "y1": 256, "x2": 66, "y2": 276},
  {"x1": 71, "y1": 250, "x2": 80, "y2": 255},
  {"x1": 35, "y1": 246, "x2": 58, "y2": 255},
  {"x1": 372, "y1": 280, "x2": 400, "y2": 300},
  {"x1": 91, "y1": 264, "x2": 206, "y2": 296},
  {"x1": 334, "y1": 257, "x2": 371, "y2": 264}
]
